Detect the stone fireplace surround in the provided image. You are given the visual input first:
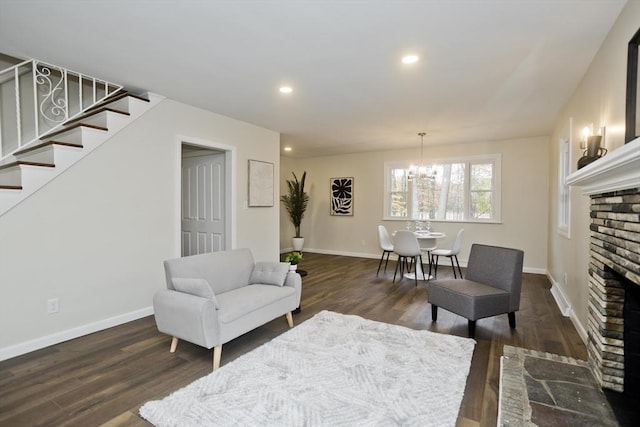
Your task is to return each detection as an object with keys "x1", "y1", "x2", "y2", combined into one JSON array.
[{"x1": 567, "y1": 136, "x2": 640, "y2": 394}]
